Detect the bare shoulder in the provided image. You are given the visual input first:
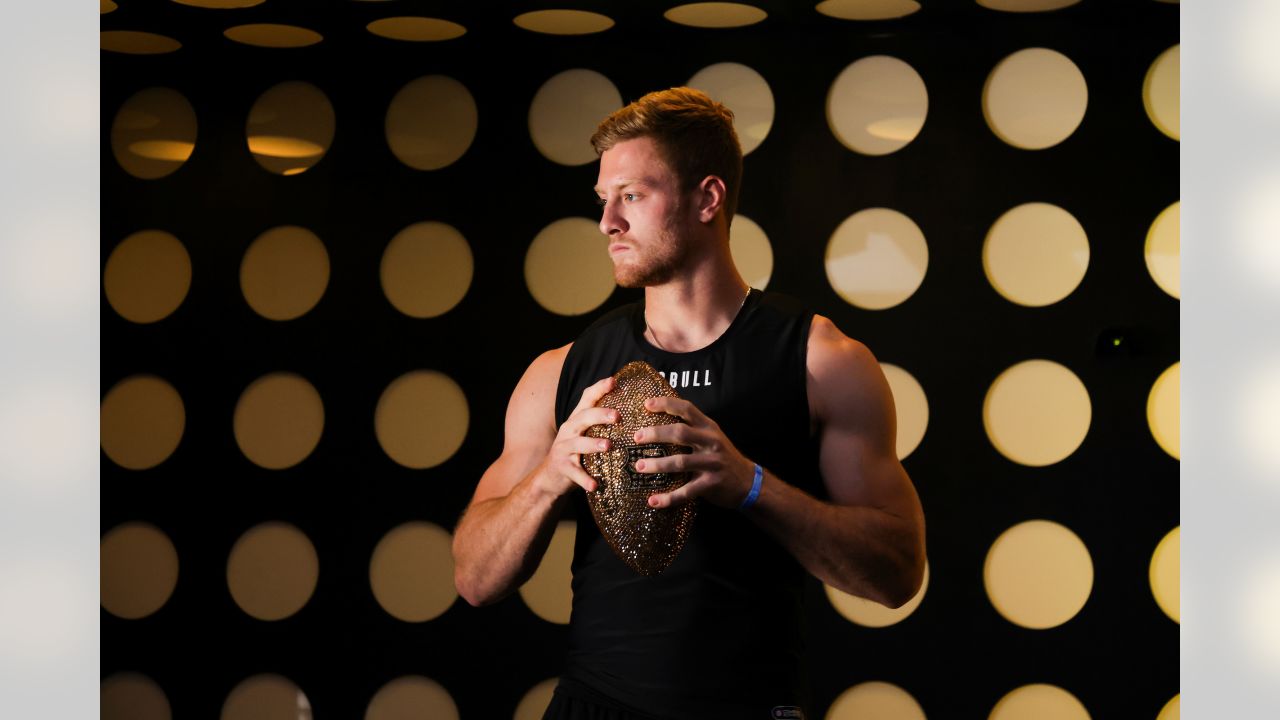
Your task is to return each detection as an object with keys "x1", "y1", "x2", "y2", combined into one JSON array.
[{"x1": 806, "y1": 314, "x2": 889, "y2": 428}]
